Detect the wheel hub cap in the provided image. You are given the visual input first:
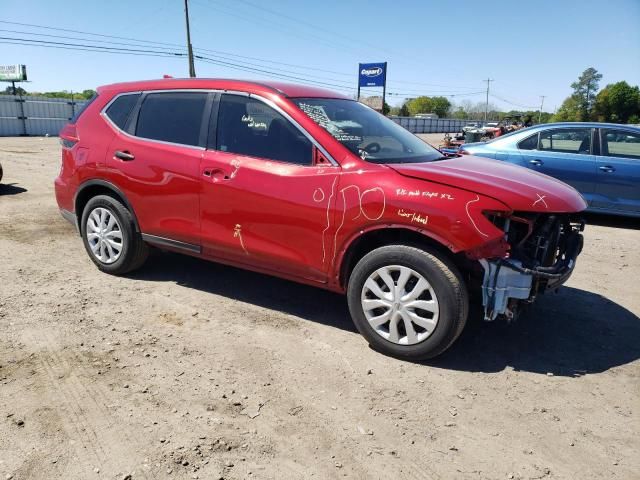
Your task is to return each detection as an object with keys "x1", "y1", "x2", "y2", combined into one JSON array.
[
  {"x1": 86, "y1": 207, "x2": 123, "y2": 264},
  {"x1": 361, "y1": 265, "x2": 440, "y2": 345}
]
